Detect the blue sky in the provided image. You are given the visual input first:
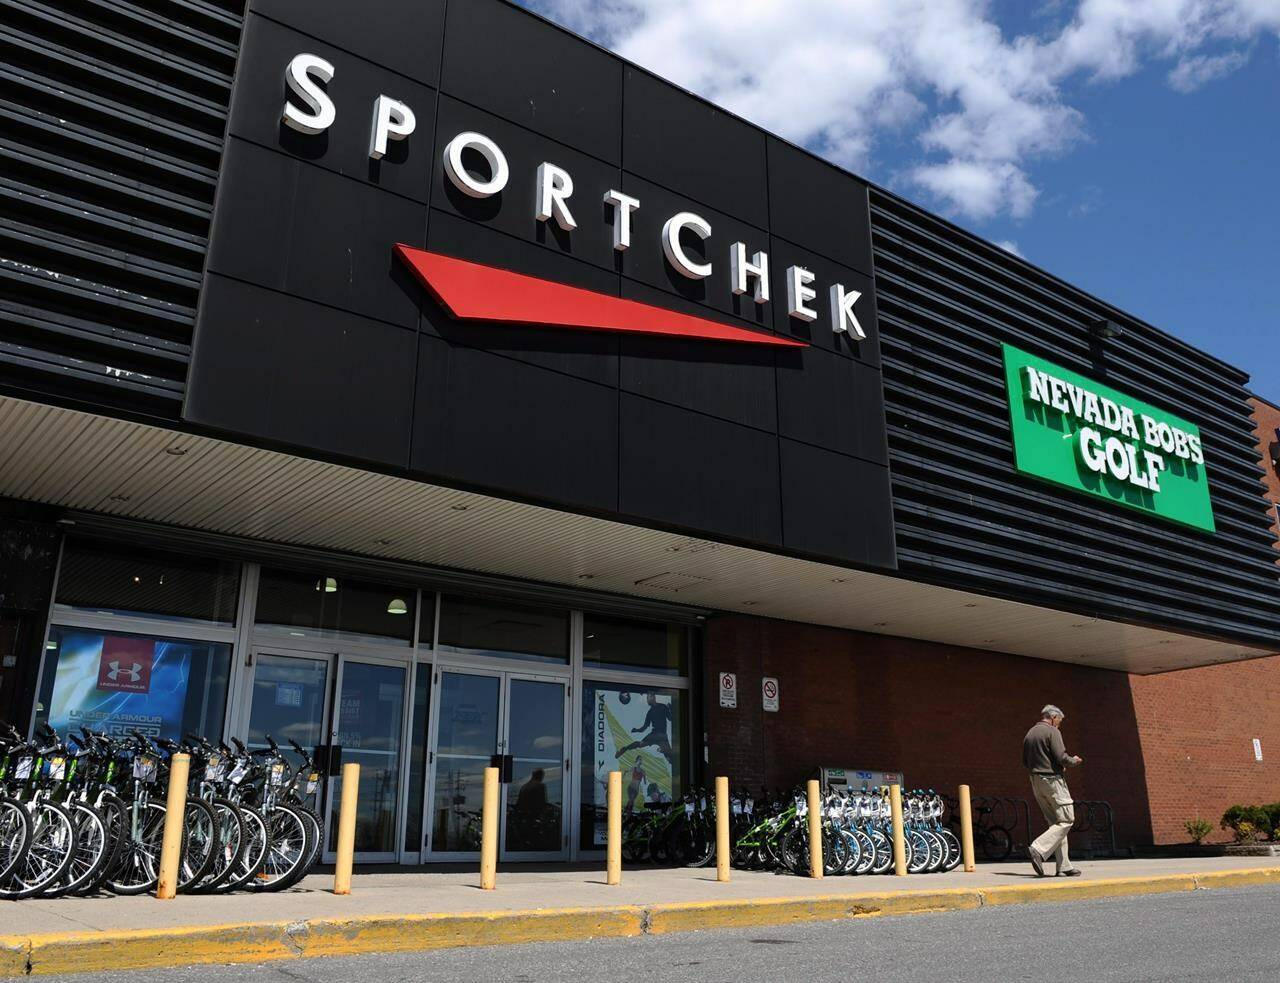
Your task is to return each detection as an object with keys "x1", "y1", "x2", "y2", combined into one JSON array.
[{"x1": 524, "y1": 1, "x2": 1280, "y2": 403}]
